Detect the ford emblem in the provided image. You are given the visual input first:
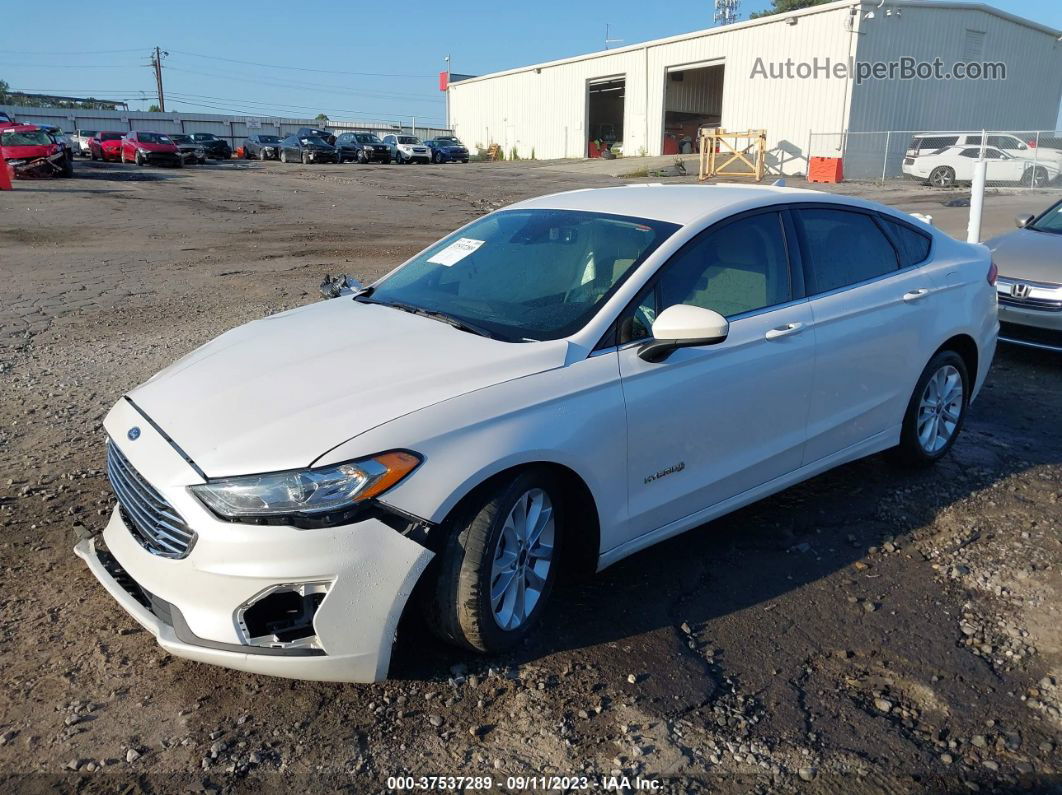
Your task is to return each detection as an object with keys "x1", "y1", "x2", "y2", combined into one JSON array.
[{"x1": 127, "y1": 427, "x2": 141, "y2": 441}]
